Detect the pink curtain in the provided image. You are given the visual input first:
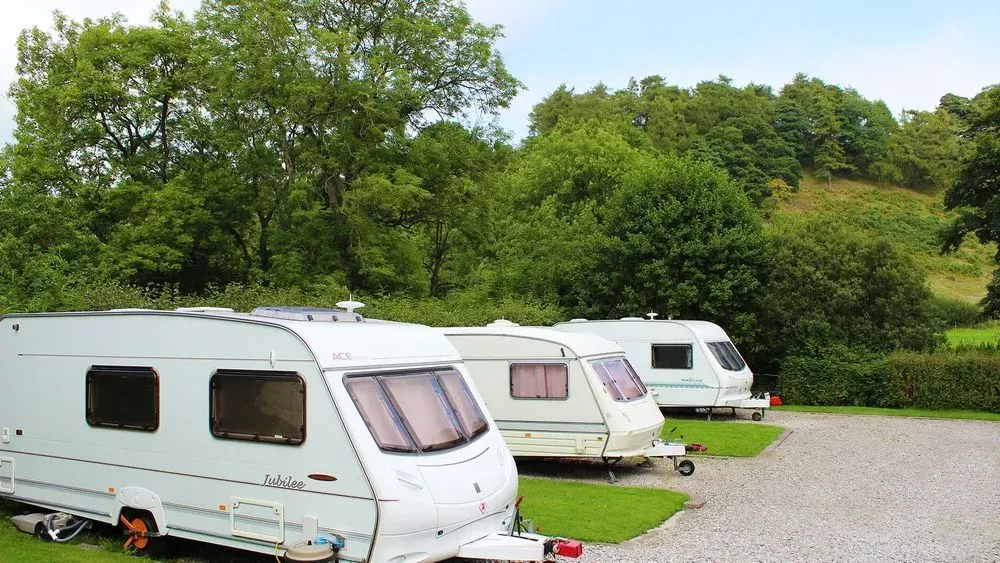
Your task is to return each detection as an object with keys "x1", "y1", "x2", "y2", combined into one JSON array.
[{"x1": 511, "y1": 364, "x2": 567, "y2": 398}]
